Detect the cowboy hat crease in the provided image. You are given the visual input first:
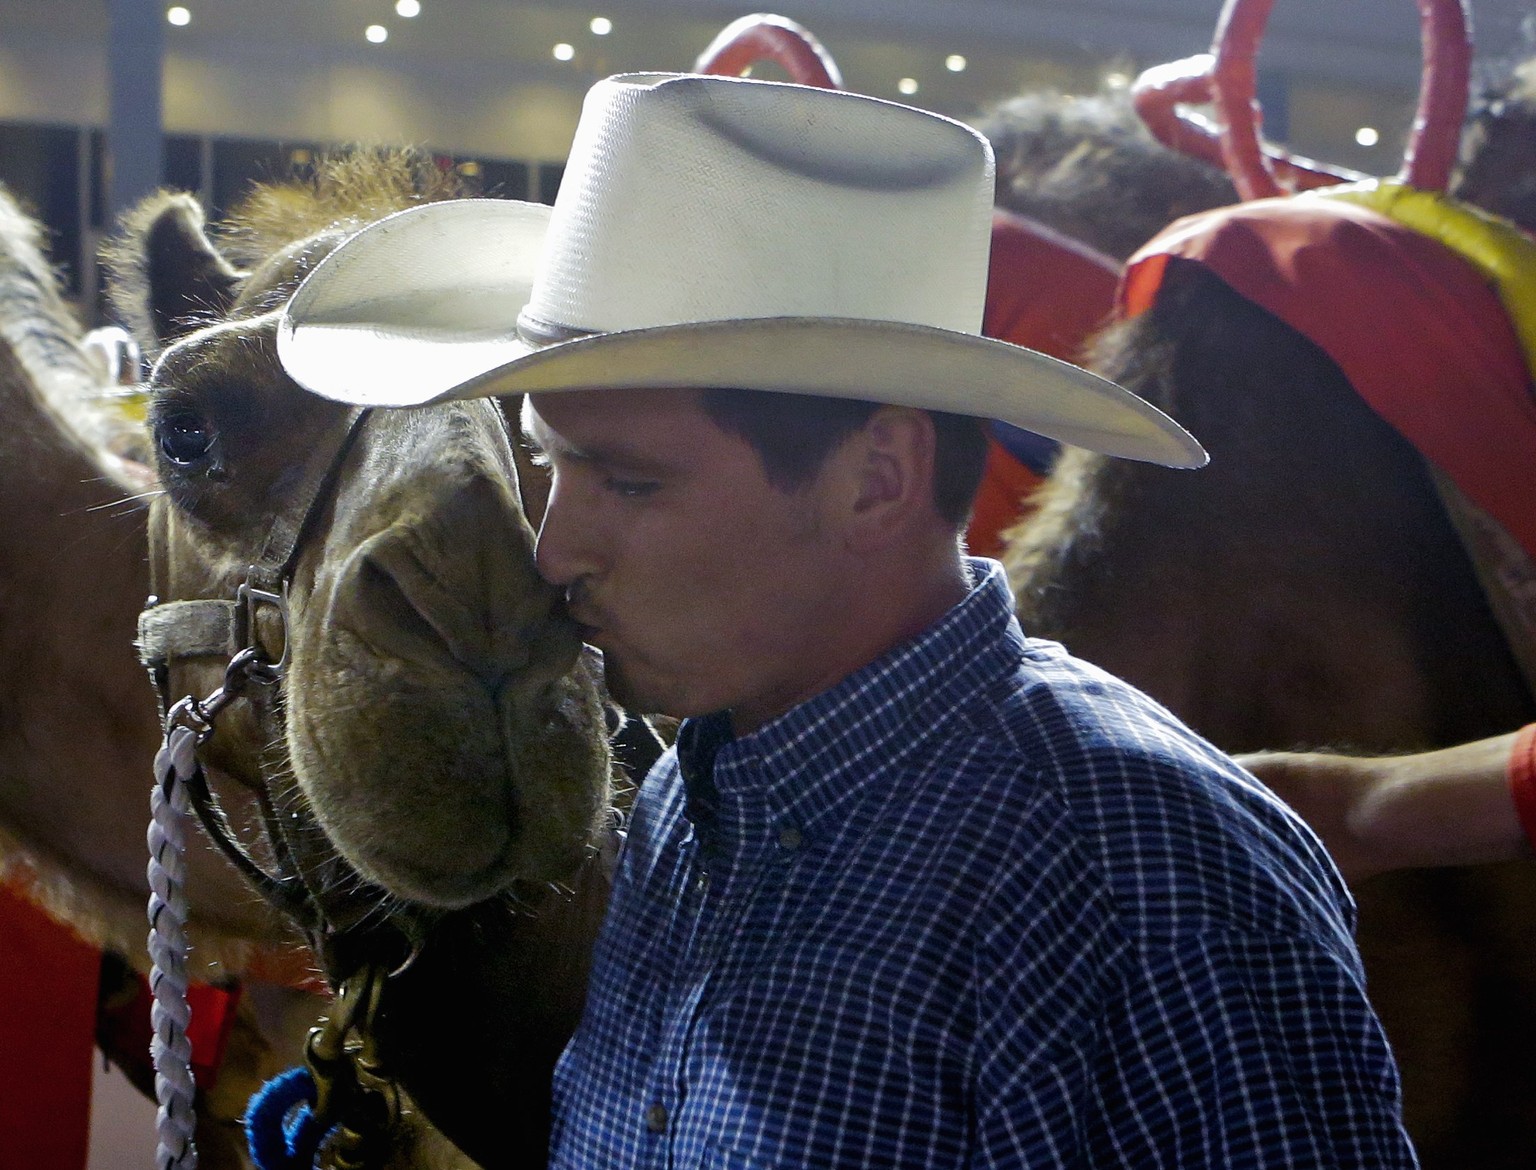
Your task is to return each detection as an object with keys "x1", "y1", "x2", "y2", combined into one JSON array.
[{"x1": 276, "y1": 71, "x2": 1207, "y2": 470}]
